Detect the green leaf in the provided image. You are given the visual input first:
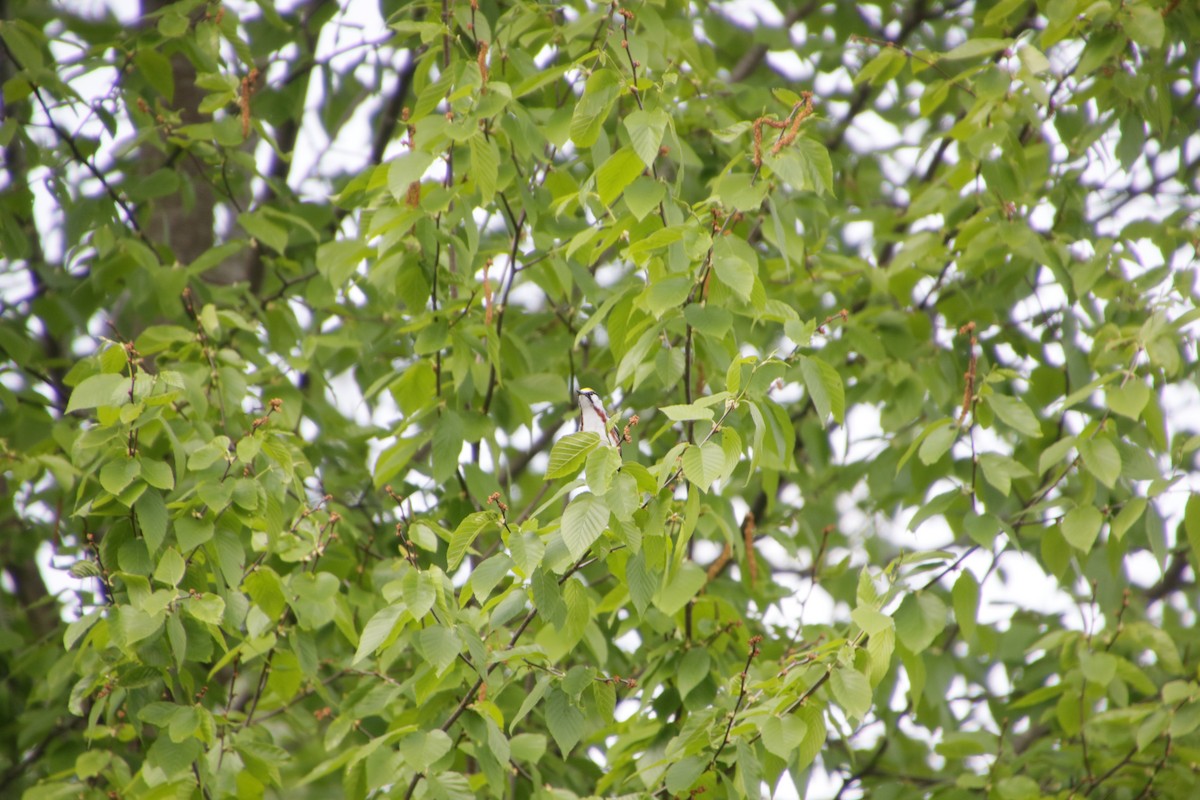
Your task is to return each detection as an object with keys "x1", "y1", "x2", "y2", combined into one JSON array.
[
  {"x1": 830, "y1": 666, "x2": 872, "y2": 721},
  {"x1": 120, "y1": 606, "x2": 163, "y2": 645},
  {"x1": 987, "y1": 393, "x2": 1042, "y2": 437},
  {"x1": 469, "y1": 135, "x2": 499, "y2": 204},
  {"x1": 1111, "y1": 496, "x2": 1147, "y2": 541},
  {"x1": 0, "y1": 19, "x2": 44, "y2": 71},
  {"x1": 659, "y1": 403, "x2": 714, "y2": 422},
  {"x1": 1037, "y1": 435, "x2": 1077, "y2": 475},
  {"x1": 469, "y1": 553, "x2": 513, "y2": 603},
  {"x1": 894, "y1": 592, "x2": 946, "y2": 653},
  {"x1": 855, "y1": 47, "x2": 906, "y2": 86},
  {"x1": 654, "y1": 562, "x2": 706, "y2": 616},
  {"x1": 431, "y1": 411, "x2": 464, "y2": 484},
  {"x1": 100, "y1": 458, "x2": 139, "y2": 495},
  {"x1": 918, "y1": 421, "x2": 956, "y2": 465},
  {"x1": 140, "y1": 458, "x2": 174, "y2": 490},
  {"x1": 353, "y1": 603, "x2": 404, "y2": 665},
  {"x1": 761, "y1": 714, "x2": 808, "y2": 759},
  {"x1": 800, "y1": 355, "x2": 845, "y2": 425},
  {"x1": 1079, "y1": 436, "x2": 1121, "y2": 489},
  {"x1": 387, "y1": 150, "x2": 435, "y2": 199},
  {"x1": 176, "y1": 516, "x2": 214, "y2": 552},
  {"x1": 545, "y1": 689, "x2": 584, "y2": 754},
  {"x1": 157, "y1": 10, "x2": 189, "y2": 38},
  {"x1": 1061, "y1": 505, "x2": 1103, "y2": 553},
  {"x1": 952, "y1": 570, "x2": 980, "y2": 642},
  {"x1": 447, "y1": 511, "x2": 493, "y2": 571},
  {"x1": 595, "y1": 146, "x2": 644, "y2": 206},
  {"x1": 1106, "y1": 380, "x2": 1149, "y2": 419},
  {"x1": 624, "y1": 549, "x2": 658, "y2": 616},
  {"x1": 186, "y1": 592, "x2": 225, "y2": 625},
  {"x1": 398, "y1": 729, "x2": 452, "y2": 770},
  {"x1": 624, "y1": 108, "x2": 669, "y2": 167},
  {"x1": 1125, "y1": 5, "x2": 1164, "y2": 49},
  {"x1": 569, "y1": 69, "x2": 620, "y2": 148},
  {"x1": 643, "y1": 276, "x2": 692, "y2": 318},
  {"x1": 417, "y1": 625, "x2": 460, "y2": 675},
  {"x1": 546, "y1": 432, "x2": 601, "y2": 479},
  {"x1": 978, "y1": 452, "x2": 1032, "y2": 496},
  {"x1": 623, "y1": 175, "x2": 666, "y2": 221},
  {"x1": 681, "y1": 442, "x2": 724, "y2": 489},
  {"x1": 713, "y1": 248, "x2": 754, "y2": 302},
  {"x1": 561, "y1": 492, "x2": 608, "y2": 561},
  {"x1": 1183, "y1": 495, "x2": 1200, "y2": 568},
  {"x1": 585, "y1": 445, "x2": 621, "y2": 495},
  {"x1": 238, "y1": 210, "x2": 287, "y2": 254},
  {"x1": 67, "y1": 373, "x2": 127, "y2": 412},
  {"x1": 943, "y1": 38, "x2": 1010, "y2": 60},
  {"x1": 664, "y1": 756, "x2": 705, "y2": 794},
  {"x1": 154, "y1": 547, "x2": 185, "y2": 587},
  {"x1": 677, "y1": 648, "x2": 710, "y2": 698},
  {"x1": 403, "y1": 568, "x2": 437, "y2": 620}
]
